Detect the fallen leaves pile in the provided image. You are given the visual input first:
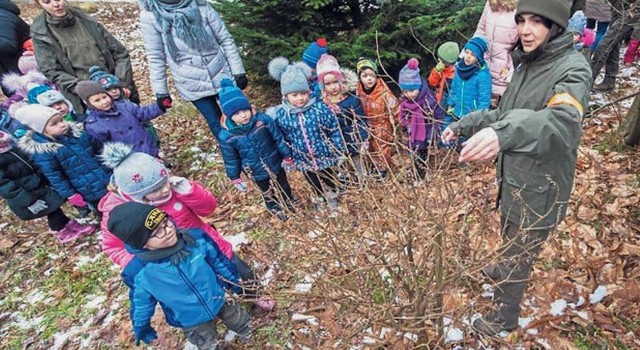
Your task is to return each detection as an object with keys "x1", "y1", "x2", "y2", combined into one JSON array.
[{"x1": 0, "y1": 3, "x2": 638, "y2": 349}]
